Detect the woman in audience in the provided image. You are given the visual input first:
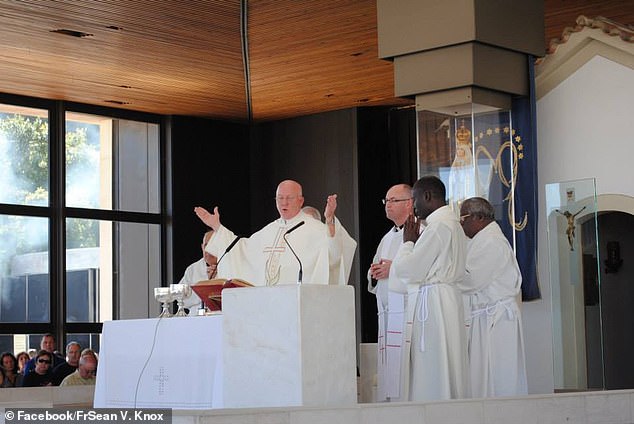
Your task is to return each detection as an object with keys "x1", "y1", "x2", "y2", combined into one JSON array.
[
  {"x1": 16, "y1": 351, "x2": 30, "y2": 375},
  {"x1": 0, "y1": 352, "x2": 22, "y2": 387}
]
